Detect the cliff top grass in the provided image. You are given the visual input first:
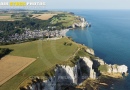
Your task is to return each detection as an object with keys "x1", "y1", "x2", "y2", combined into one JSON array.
[
  {"x1": 98, "y1": 64, "x2": 108, "y2": 72},
  {"x1": 58, "y1": 46, "x2": 97, "y2": 67},
  {"x1": 0, "y1": 37, "x2": 97, "y2": 89},
  {"x1": 0, "y1": 37, "x2": 79, "y2": 90},
  {"x1": 18, "y1": 42, "x2": 96, "y2": 88},
  {"x1": 50, "y1": 13, "x2": 81, "y2": 28}
]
